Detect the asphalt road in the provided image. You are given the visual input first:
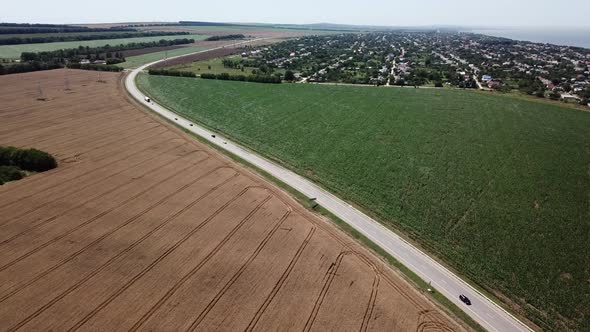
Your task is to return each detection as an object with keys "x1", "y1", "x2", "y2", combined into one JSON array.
[{"x1": 125, "y1": 44, "x2": 533, "y2": 332}]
